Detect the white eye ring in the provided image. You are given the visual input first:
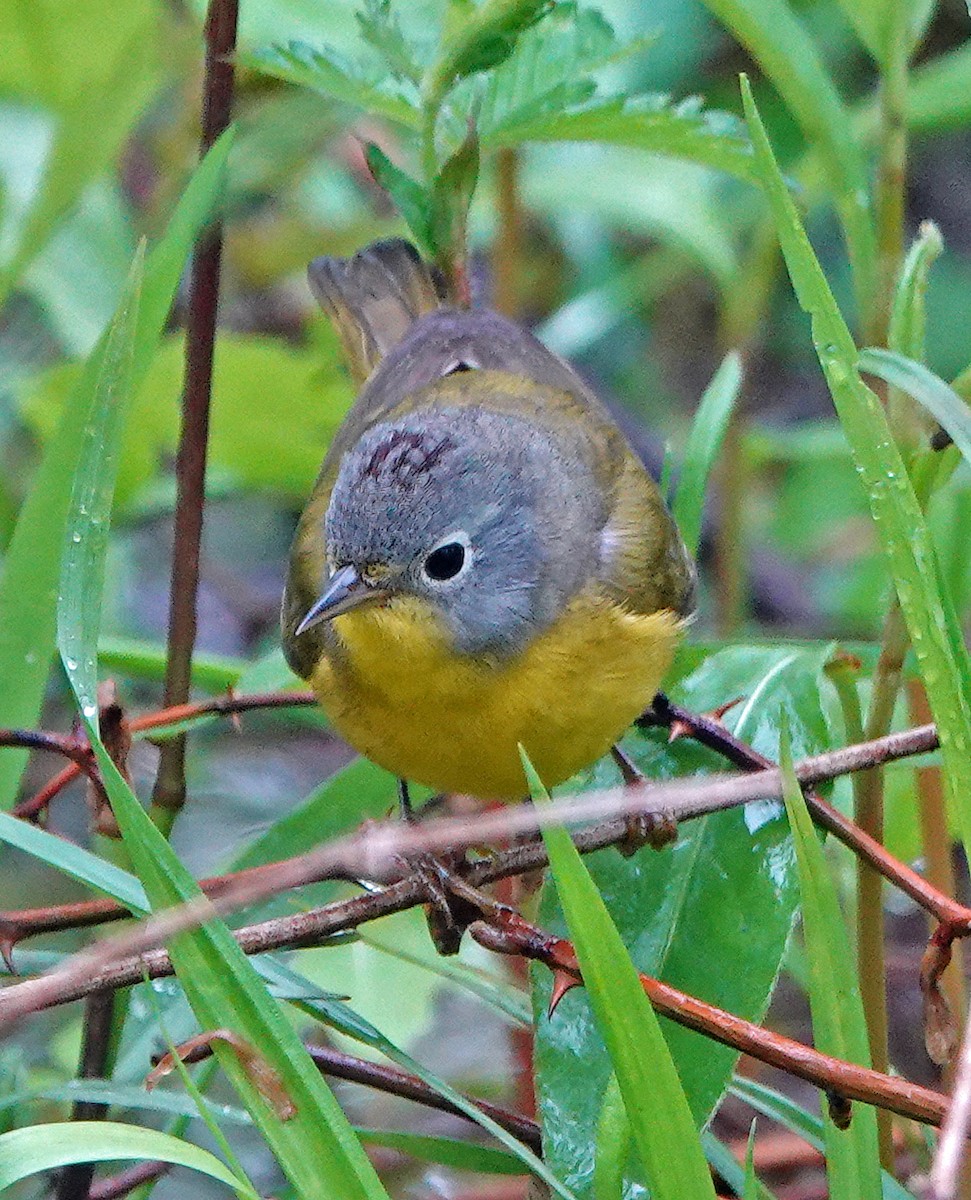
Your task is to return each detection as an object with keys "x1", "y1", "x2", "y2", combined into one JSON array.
[{"x1": 422, "y1": 530, "x2": 472, "y2": 584}]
